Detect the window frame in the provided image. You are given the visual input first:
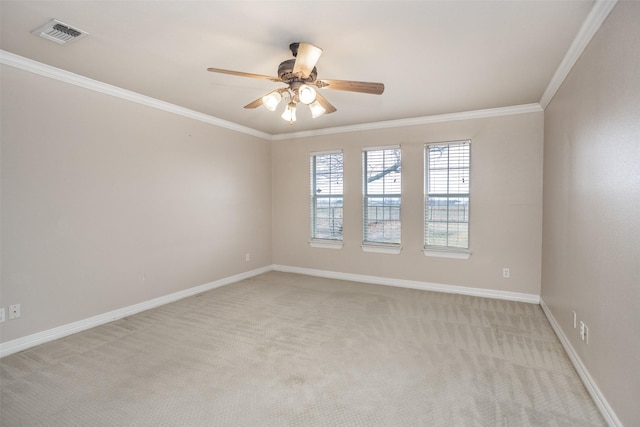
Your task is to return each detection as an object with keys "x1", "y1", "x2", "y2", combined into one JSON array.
[
  {"x1": 424, "y1": 140, "x2": 471, "y2": 259},
  {"x1": 309, "y1": 150, "x2": 344, "y2": 249},
  {"x1": 362, "y1": 146, "x2": 402, "y2": 254}
]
